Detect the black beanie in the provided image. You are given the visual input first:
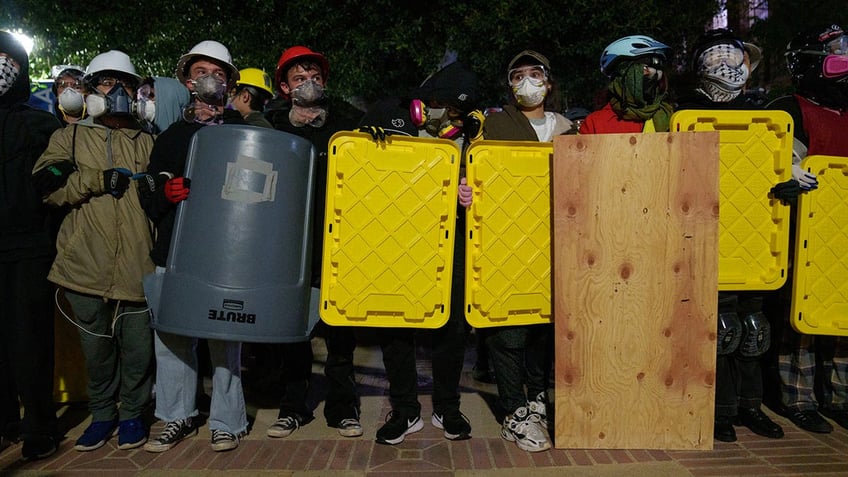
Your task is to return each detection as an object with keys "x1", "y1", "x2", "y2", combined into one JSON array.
[{"x1": 410, "y1": 62, "x2": 480, "y2": 114}]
